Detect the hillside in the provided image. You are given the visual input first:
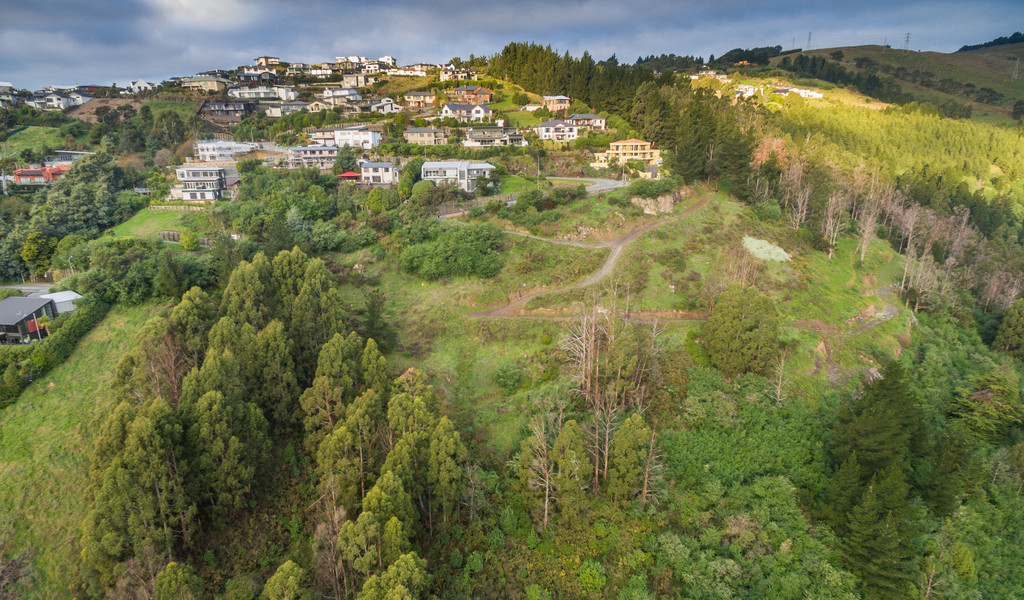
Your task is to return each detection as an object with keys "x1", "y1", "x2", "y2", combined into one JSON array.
[{"x1": 770, "y1": 43, "x2": 1024, "y2": 122}]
